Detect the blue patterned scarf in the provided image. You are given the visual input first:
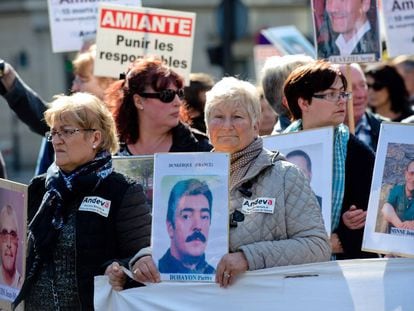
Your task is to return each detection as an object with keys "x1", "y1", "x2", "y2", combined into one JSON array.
[
  {"x1": 29, "y1": 150, "x2": 113, "y2": 260},
  {"x1": 284, "y1": 120, "x2": 349, "y2": 232}
]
